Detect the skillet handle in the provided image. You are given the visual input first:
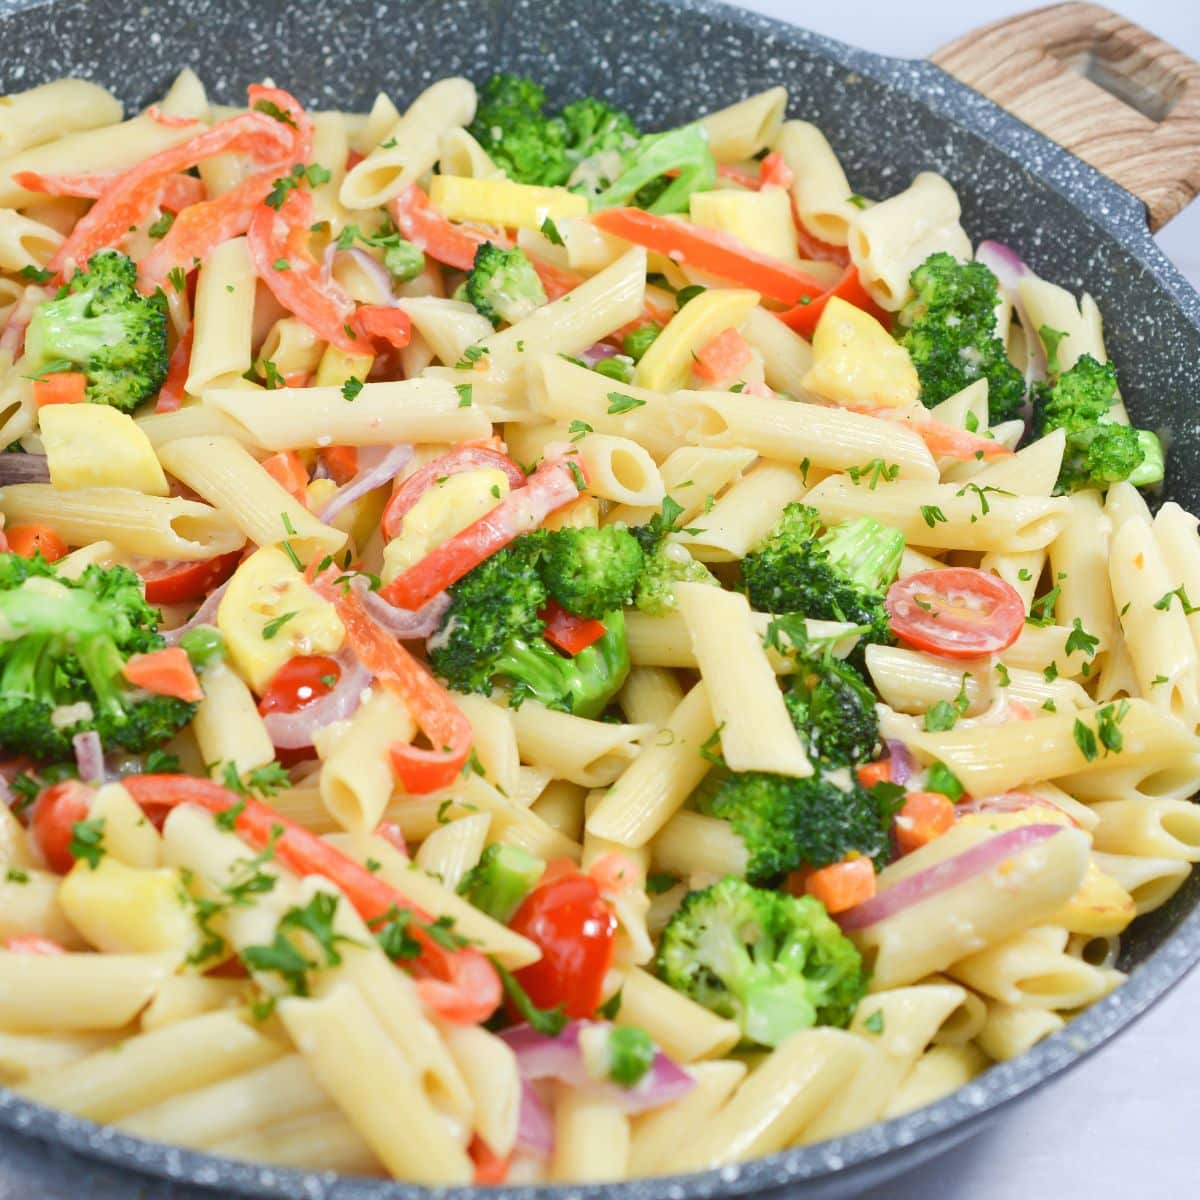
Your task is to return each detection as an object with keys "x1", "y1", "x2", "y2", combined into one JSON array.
[{"x1": 931, "y1": 2, "x2": 1200, "y2": 230}]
